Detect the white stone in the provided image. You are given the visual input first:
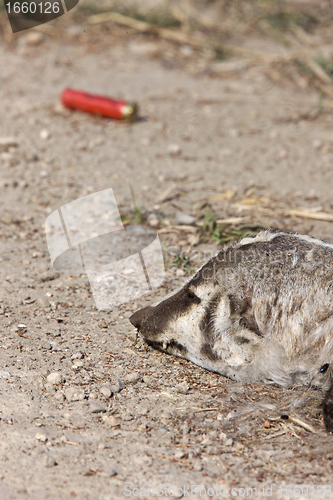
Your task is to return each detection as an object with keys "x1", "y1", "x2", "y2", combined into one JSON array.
[
  {"x1": 124, "y1": 373, "x2": 141, "y2": 384},
  {"x1": 35, "y1": 432, "x2": 48, "y2": 443},
  {"x1": 0, "y1": 137, "x2": 18, "y2": 149},
  {"x1": 40, "y1": 129, "x2": 50, "y2": 140},
  {"x1": 168, "y1": 143, "x2": 181, "y2": 155},
  {"x1": 100, "y1": 386, "x2": 112, "y2": 398},
  {"x1": 46, "y1": 372, "x2": 64, "y2": 385},
  {"x1": 65, "y1": 387, "x2": 85, "y2": 402},
  {"x1": 102, "y1": 415, "x2": 119, "y2": 427},
  {"x1": 175, "y1": 381, "x2": 190, "y2": 394}
]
